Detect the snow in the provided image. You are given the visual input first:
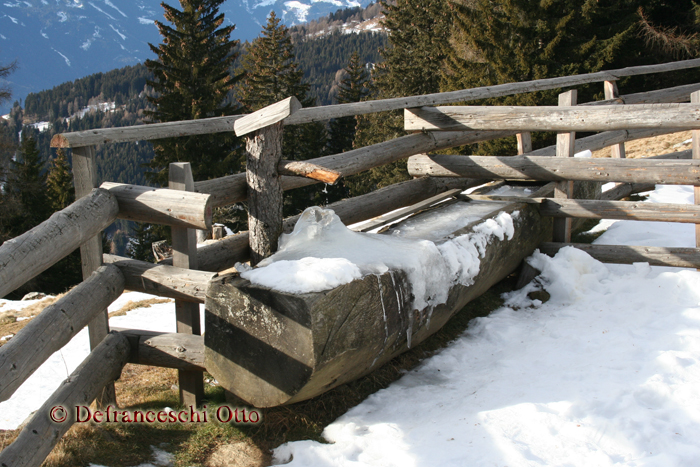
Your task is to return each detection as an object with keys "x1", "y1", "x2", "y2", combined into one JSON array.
[
  {"x1": 88, "y1": 1, "x2": 115, "y2": 20},
  {"x1": 0, "y1": 293, "x2": 201, "y2": 430},
  {"x1": 284, "y1": 1, "x2": 311, "y2": 23},
  {"x1": 103, "y1": 0, "x2": 126, "y2": 18},
  {"x1": 2, "y1": 182, "x2": 700, "y2": 466},
  {"x1": 239, "y1": 205, "x2": 516, "y2": 312},
  {"x1": 29, "y1": 121, "x2": 49, "y2": 132},
  {"x1": 271, "y1": 184, "x2": 700, "y2": 467},
  {"x1": 51, "y1": 48, "x2": 71, "y2": 66},
  {"x1": 110, "y1": 23, "x2": 126, "y2": 40}
]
